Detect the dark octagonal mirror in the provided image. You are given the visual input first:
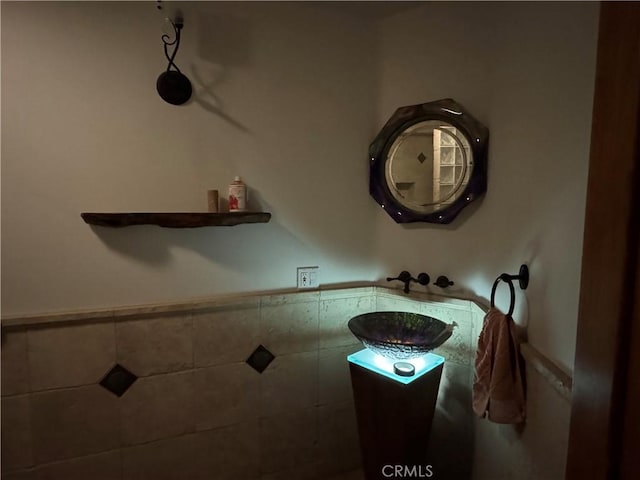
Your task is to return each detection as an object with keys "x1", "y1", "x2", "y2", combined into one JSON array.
[{"x1": 370, "y1": 98, "x2": 489, "y2": 224}]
